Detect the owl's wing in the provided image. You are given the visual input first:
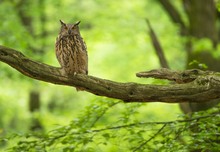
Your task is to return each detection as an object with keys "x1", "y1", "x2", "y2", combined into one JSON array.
[
  {"x1": 80, "y1": 41, "x2": 88, "y2": 74},
  {"x1": 55, "y1": 40, "x2": 63, "y2": 65},
  {"x1": 74, "y1": 35, "x2": 88, "y2": 74}
]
